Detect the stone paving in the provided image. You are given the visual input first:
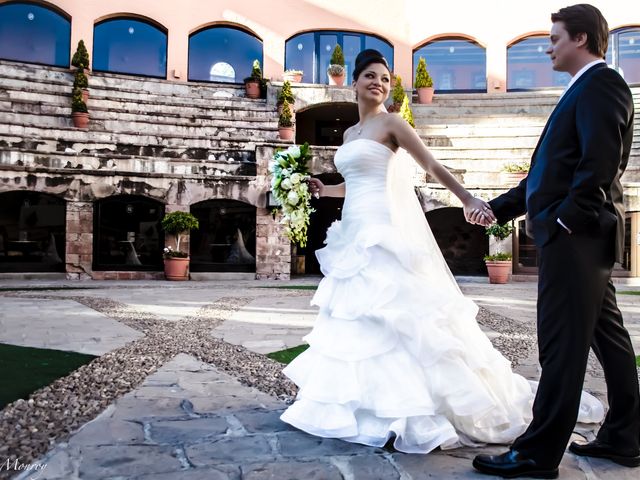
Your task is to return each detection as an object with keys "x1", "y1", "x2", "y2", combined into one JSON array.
[{"x1": 0, "y1": 278, "x2": 638, "y2": 479}]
